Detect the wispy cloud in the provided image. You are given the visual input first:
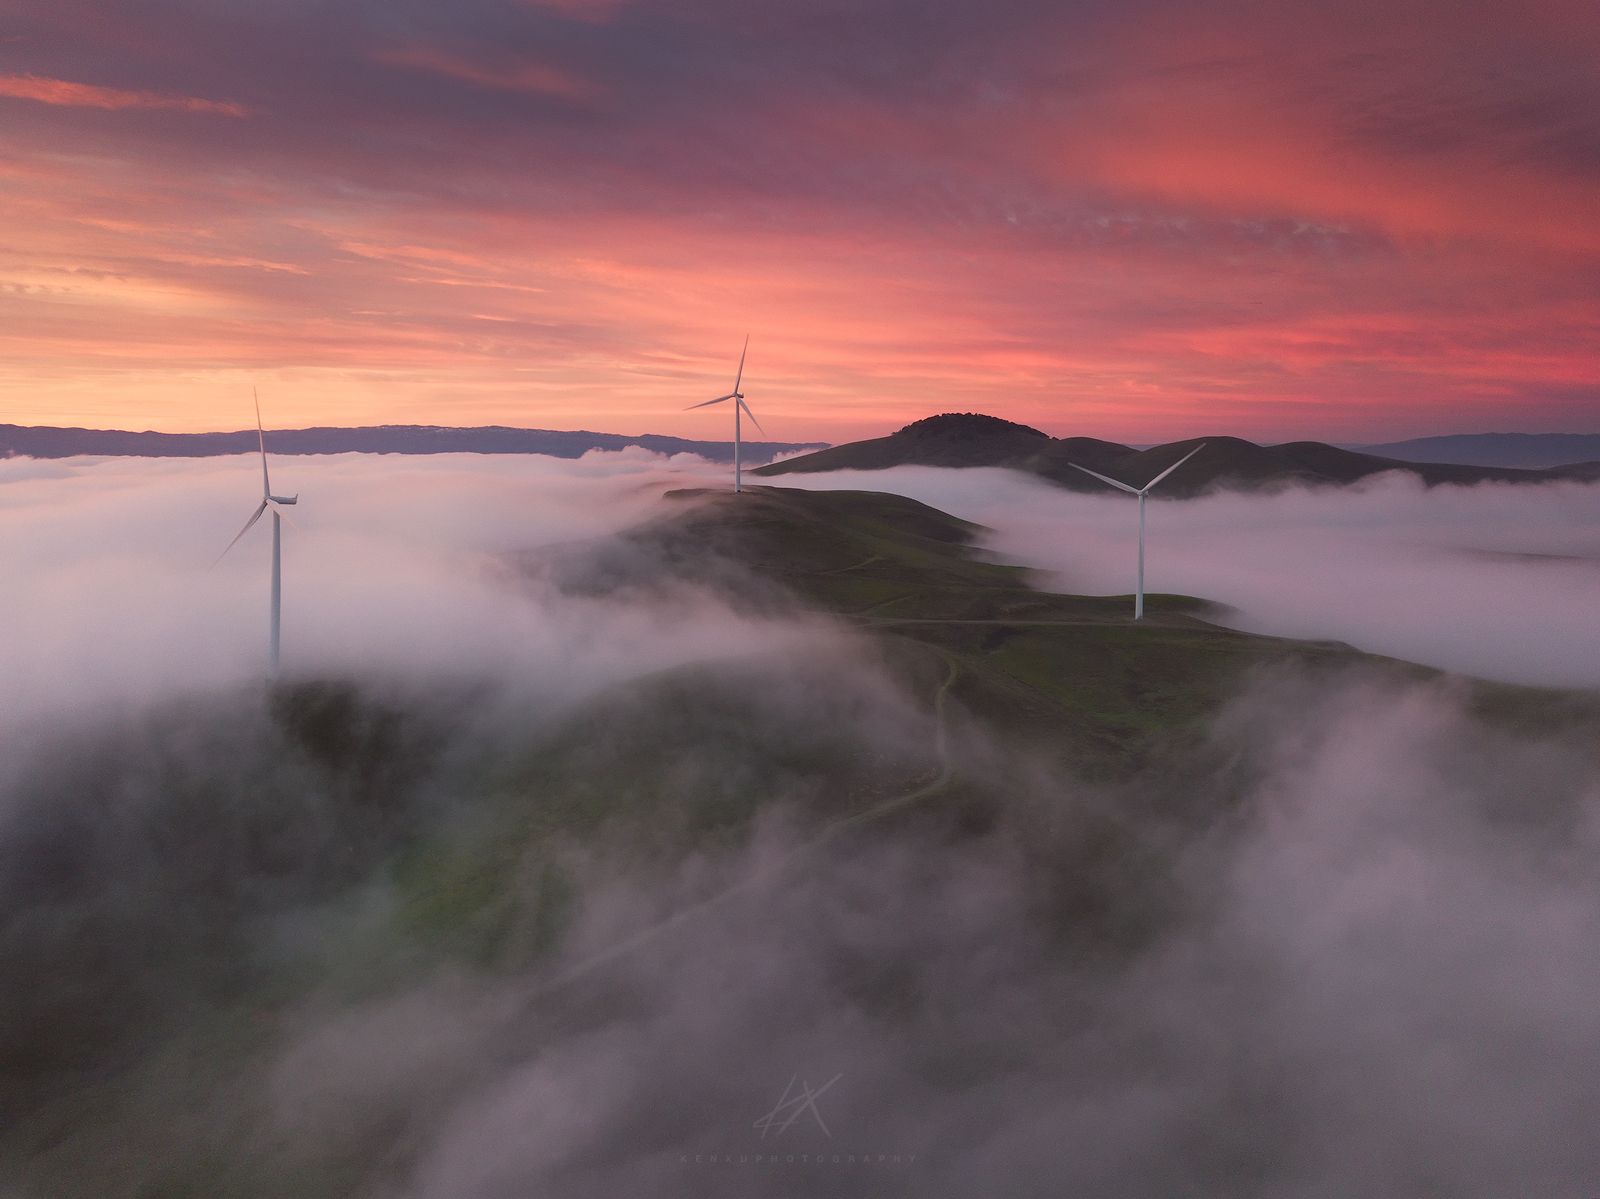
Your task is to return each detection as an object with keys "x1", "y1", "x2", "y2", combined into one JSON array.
[
  {"x1": 374, "y1": 46, "x2": 603, "y2": 104},
  {"x1": 0, "y1": 73, "x2": 247, "y2": 116}
]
